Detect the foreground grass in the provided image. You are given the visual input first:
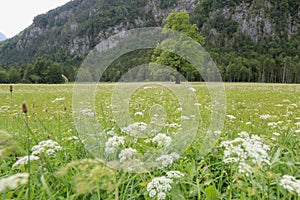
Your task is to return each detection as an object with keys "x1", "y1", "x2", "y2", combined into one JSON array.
[{"x1": 0, "y1": 83, "x2": 300, "y2": 199}]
